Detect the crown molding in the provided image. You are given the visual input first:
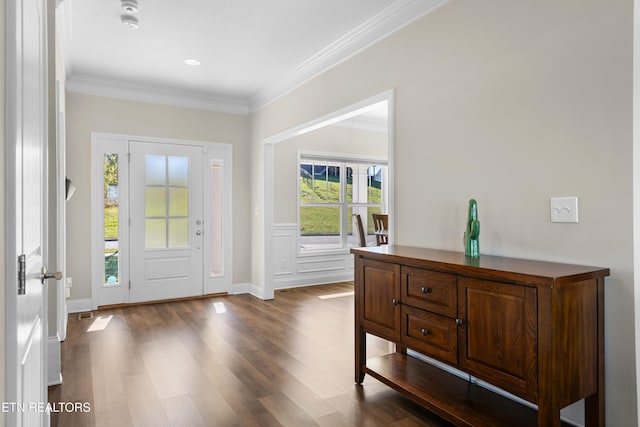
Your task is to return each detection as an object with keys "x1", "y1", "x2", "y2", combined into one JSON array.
[
  {"x1": 66, "y1": 74, "x2": 250, "y2": 114},
  {"x1": 248, "y1": 0, "x2": 449, "y2": 112},
  {"x1": 64, "y1": 0, "x2": 446, "y2": 116}
]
